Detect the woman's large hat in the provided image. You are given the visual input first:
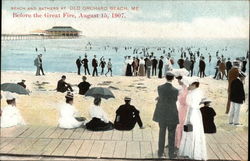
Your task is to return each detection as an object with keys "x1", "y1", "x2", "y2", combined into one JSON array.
[{"x1": 200, "y1": 98, "x2": 212, "y2": 105}]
